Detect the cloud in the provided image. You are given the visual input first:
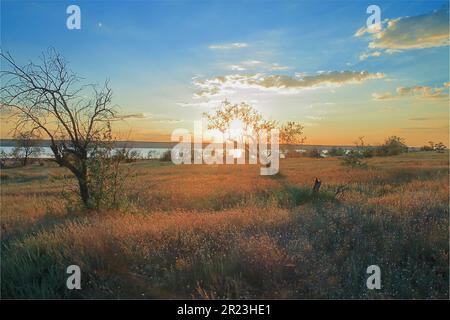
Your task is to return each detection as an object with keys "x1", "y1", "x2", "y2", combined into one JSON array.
[
  {"x1": 401, "y1": 127, "x2": 444, "y2": 130},
  {"x1": 208, "y1": 42, "x2": 248, "y2": 50},
  {"x1": 224, "y1": 60, "x2": 288, "y2": 72},
  {"x1": 356, "y1": 5, "x2": 449, "y2": 53},
  {"x1": 193, "y1": 71, "x2": 384, "y2": 98},
  {"x1": 409, "y1": 117, "x2": 431, "y2": 121},
  {"x1": 372, "y1": 92, "x2": 394, "y2": 100},
  {"x1": 270, "y1": 63, "x2": 289, "y2": 71},
  {"x1": 359, "y1": 51, "x2": 382, "y2": 60},
  {"x1": 114, "y1": 112, "x2": 182, "y2": 123},
  {"x1": 176, "y1": 100, "x2": 223, "y2": 109},
  {"x1": 228, "y1": 65, "x2": 246, "y2": 71},
  {"x1": 354, "y1": 22, "x2": 382, "y2": 37},
  {"x1": 397, "y1": 85, "x2": 447, "y2": 99},
  {"x1": 372, "y1": 82, "x2": 449, "y2": 101},
  {"x1": 114, "y1": 113, "x2": 148, "y2": 120},
  {"x1": 241, "y1": 60, "x2": 262, "y2": 66}
]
